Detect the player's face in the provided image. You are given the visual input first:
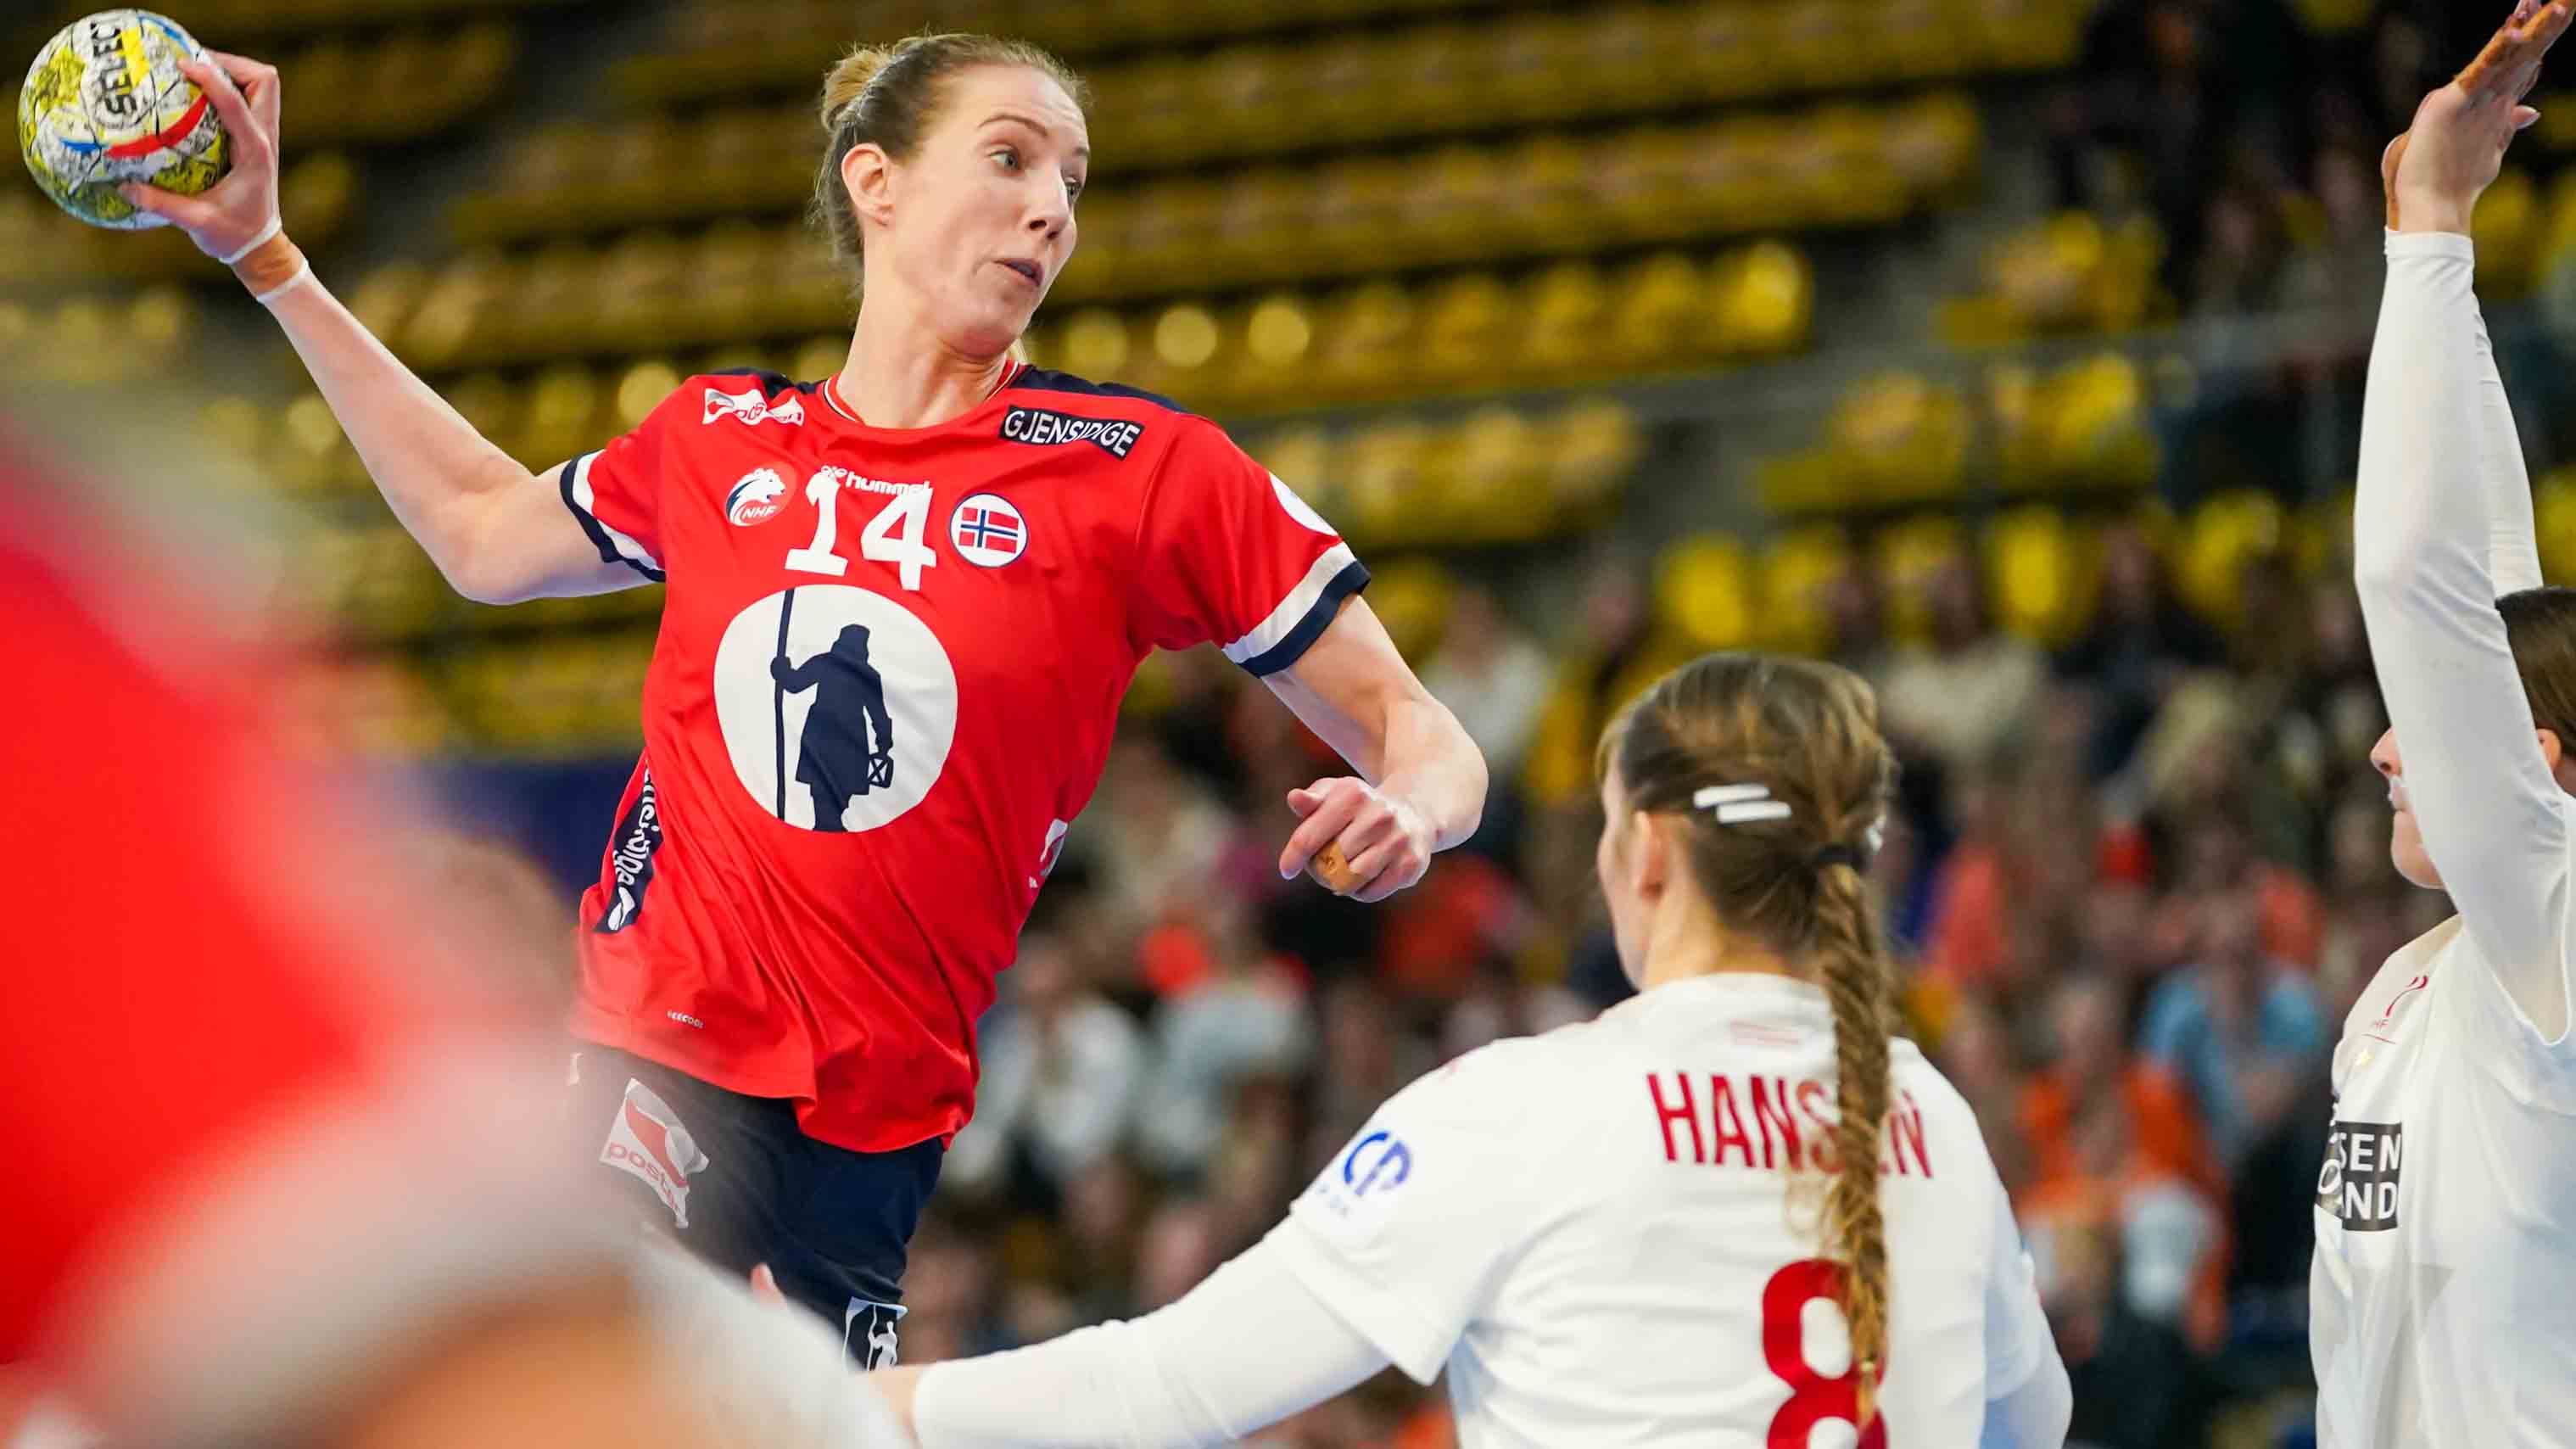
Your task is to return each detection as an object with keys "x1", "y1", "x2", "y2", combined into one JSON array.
[
  {"x1": 877, "y1": 65, "x2": 1088, "y2": 356},
  {"x1": 2370, "y1": 727, "x2": 2445, "y2": 890},
  {"x1": 1596, "y1": 767, "x2": 1654, "y2": 989}
]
